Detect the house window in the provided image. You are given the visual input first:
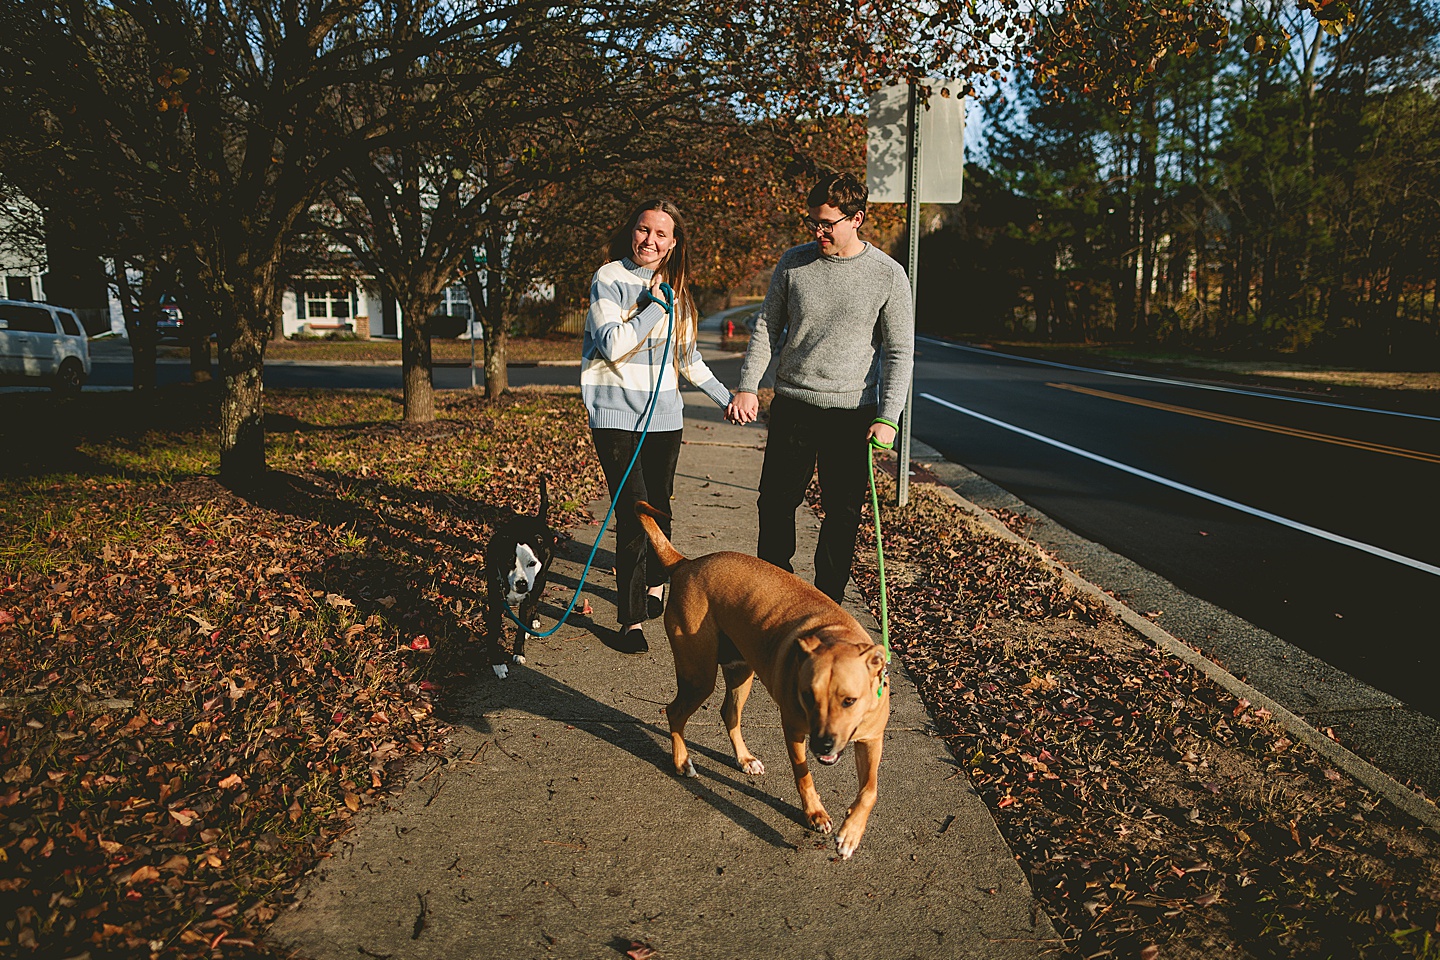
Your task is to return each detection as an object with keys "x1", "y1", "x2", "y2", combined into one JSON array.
[
  {"x1": 304, "y1": 285, "x2": 353, "y2": 320},
  {"x1": 437, "y1": 284, "x2": 472, "y2": 320},
  {"x1": 5, "y1": 277, "x2": 33, "y2": 301}
]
